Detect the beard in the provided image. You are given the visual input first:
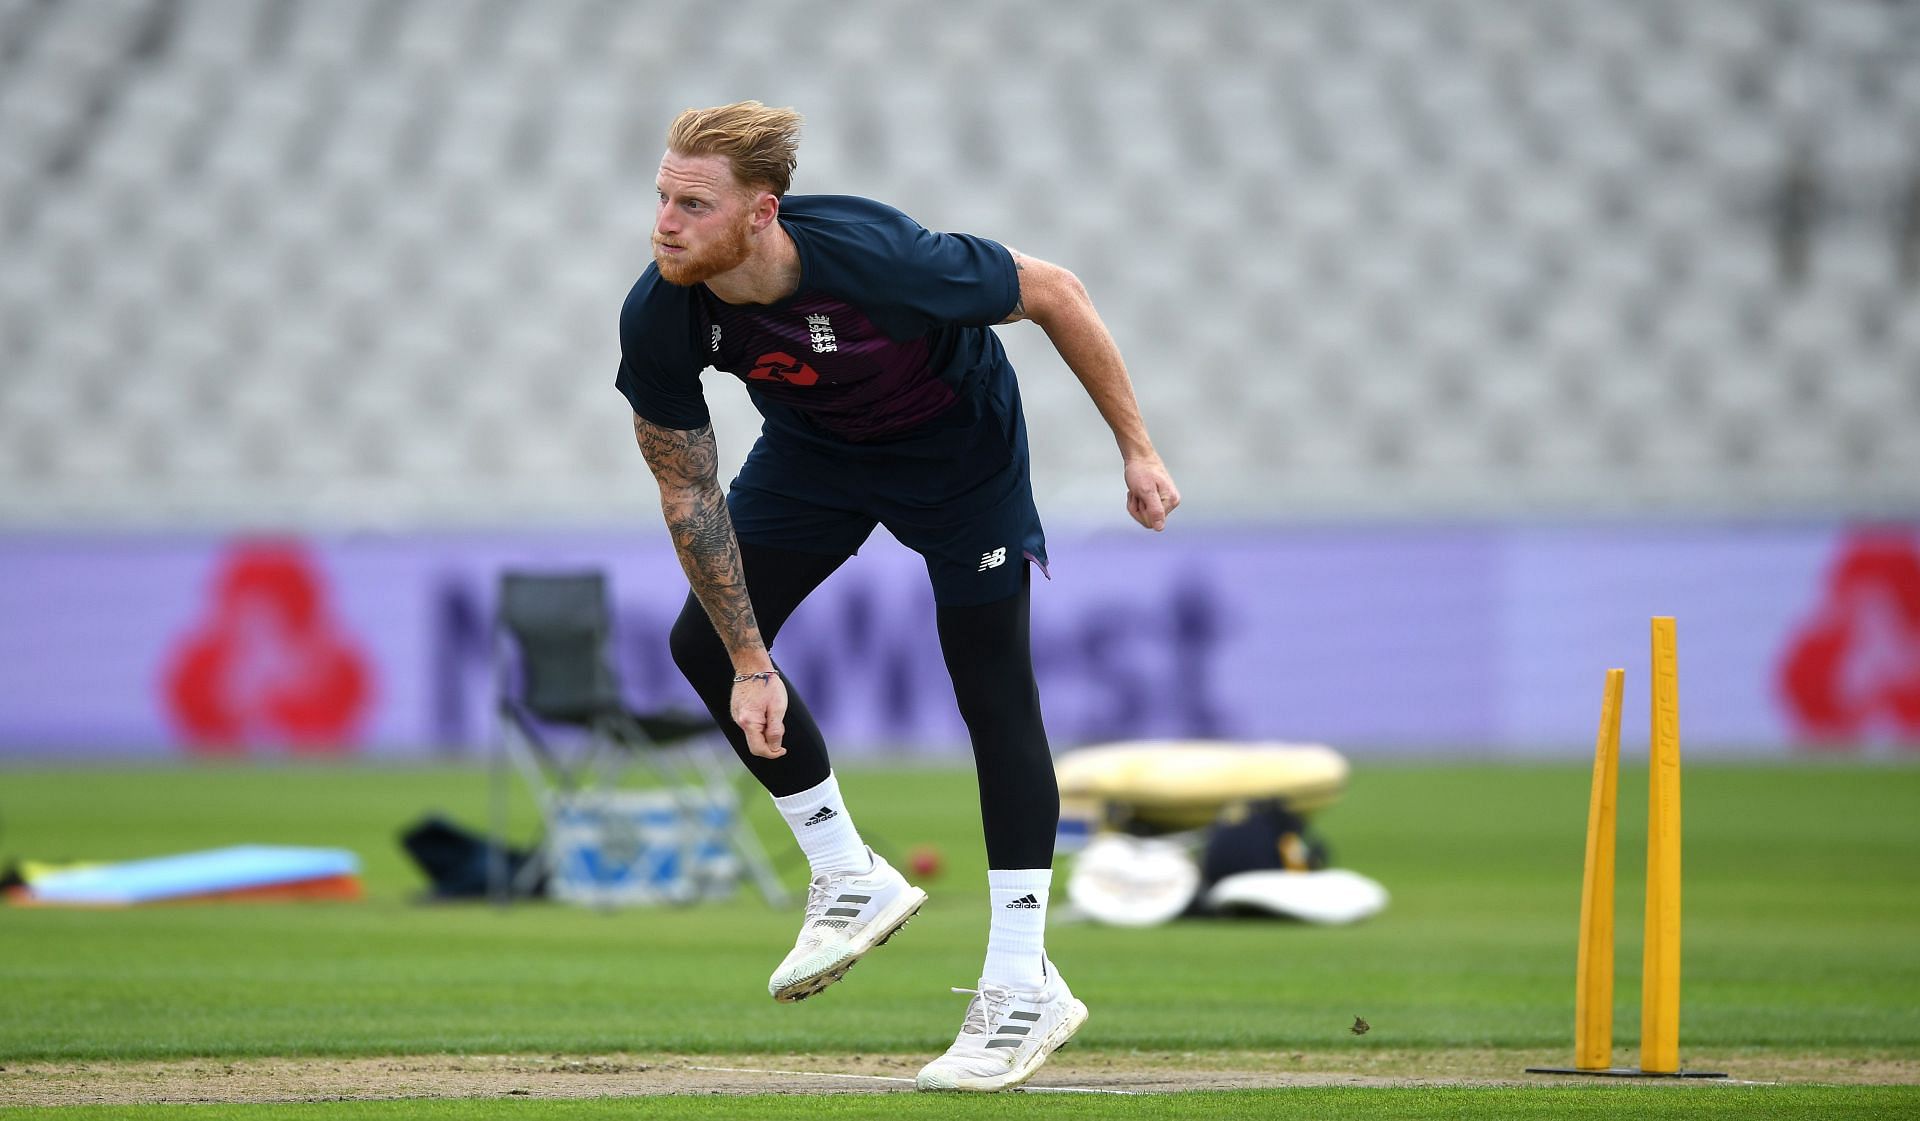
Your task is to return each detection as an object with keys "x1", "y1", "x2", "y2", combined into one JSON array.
[{"x1": 653, "y1": 213, "x2": 753, "y2": 287}]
